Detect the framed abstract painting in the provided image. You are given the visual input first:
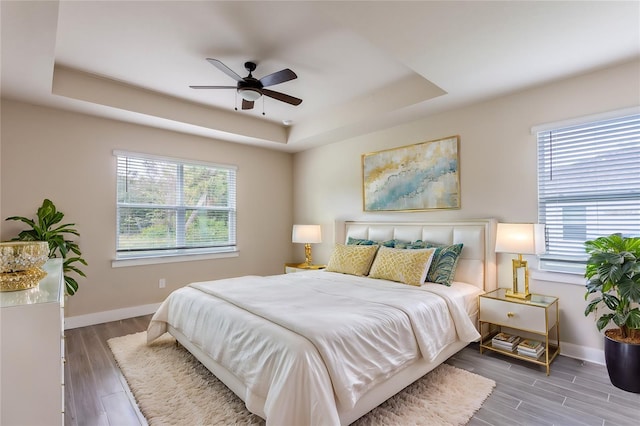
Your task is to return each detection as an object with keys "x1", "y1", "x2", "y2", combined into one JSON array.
[{"x1": 362, "y1": 135, "x2": 460, "y2": 211}]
